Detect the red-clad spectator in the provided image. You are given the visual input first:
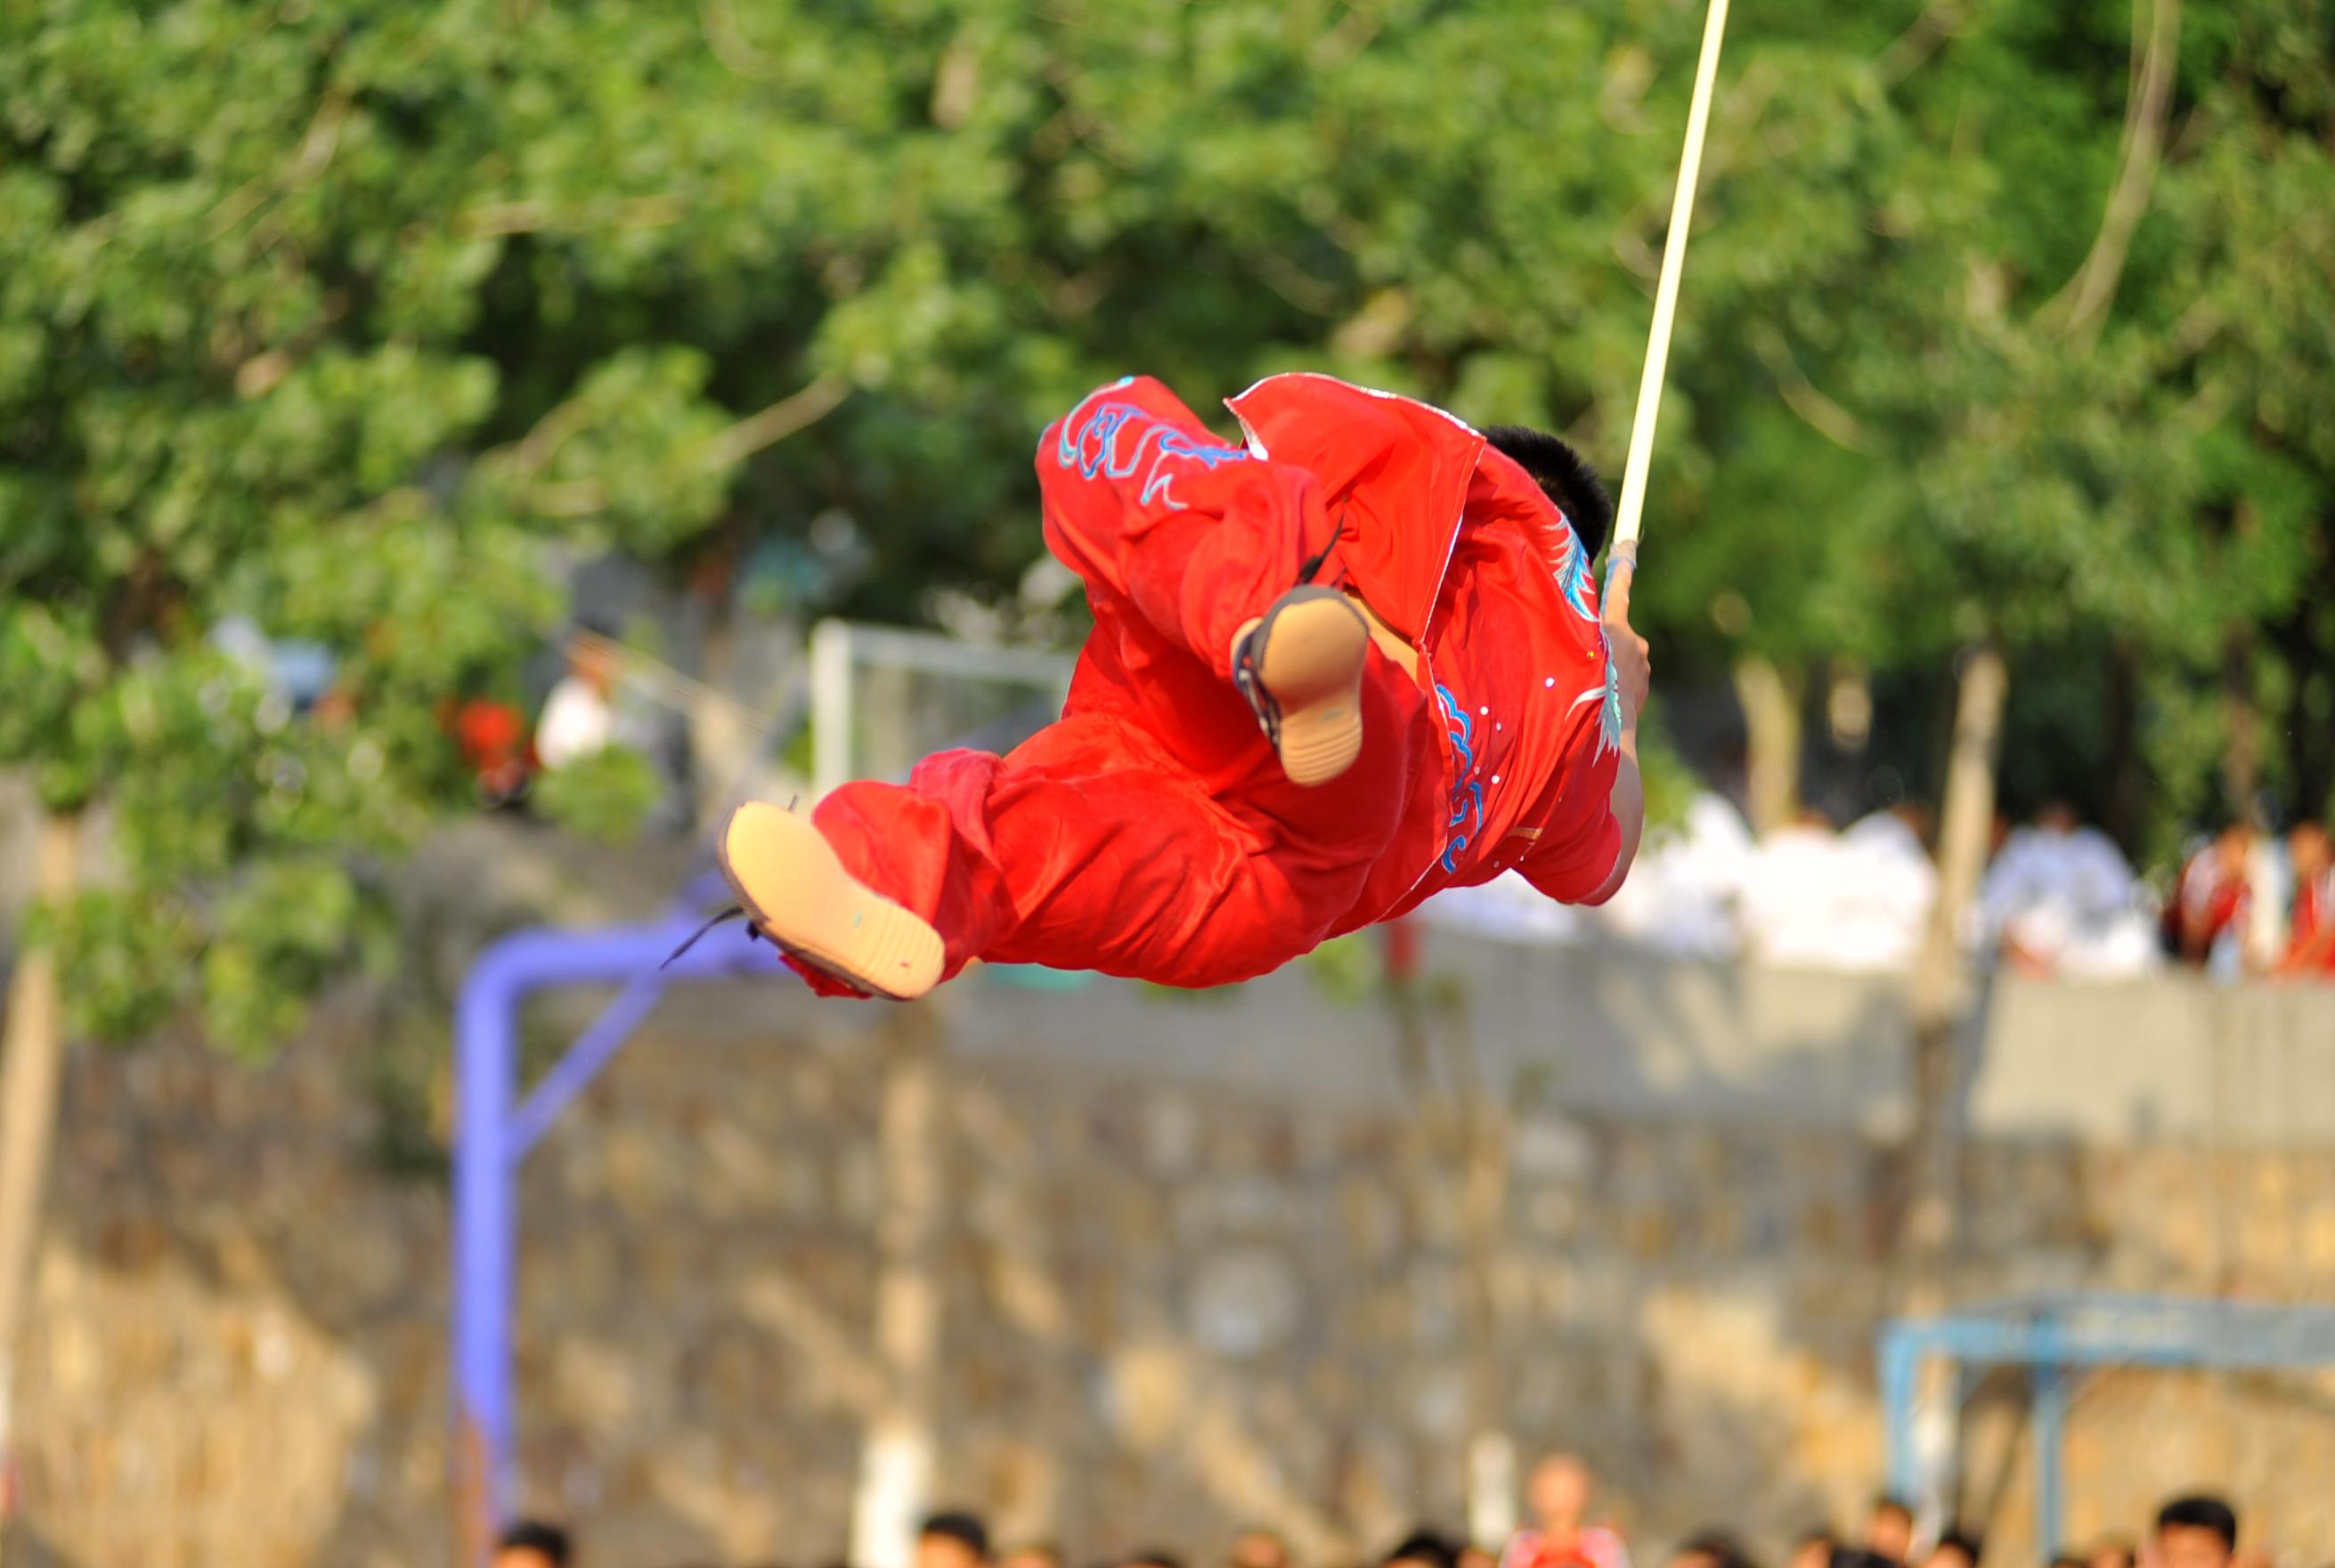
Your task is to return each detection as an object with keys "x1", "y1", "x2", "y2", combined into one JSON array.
[
  {"x1": 454, "y1": 696, "x2": 533, "y2": 805},
  {"x1": 2165, "y1": 823, "x2": 2254, "y2": 965},
  {"x1": 1501, "y1": 1455, "x2": 1631, "y2": 1568},
  {"x1": 2280, "y1": 820, "x2": 2335, "y2": 976}
]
